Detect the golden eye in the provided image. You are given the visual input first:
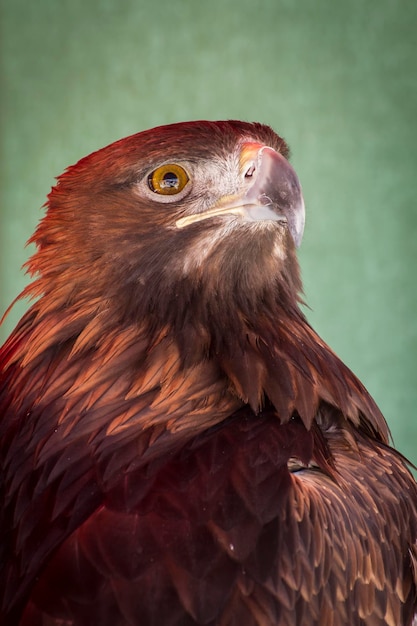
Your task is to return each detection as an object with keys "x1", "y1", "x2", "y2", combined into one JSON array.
[{"x1": 147, "y1": 164, "x2": 189, "y2": 195}]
